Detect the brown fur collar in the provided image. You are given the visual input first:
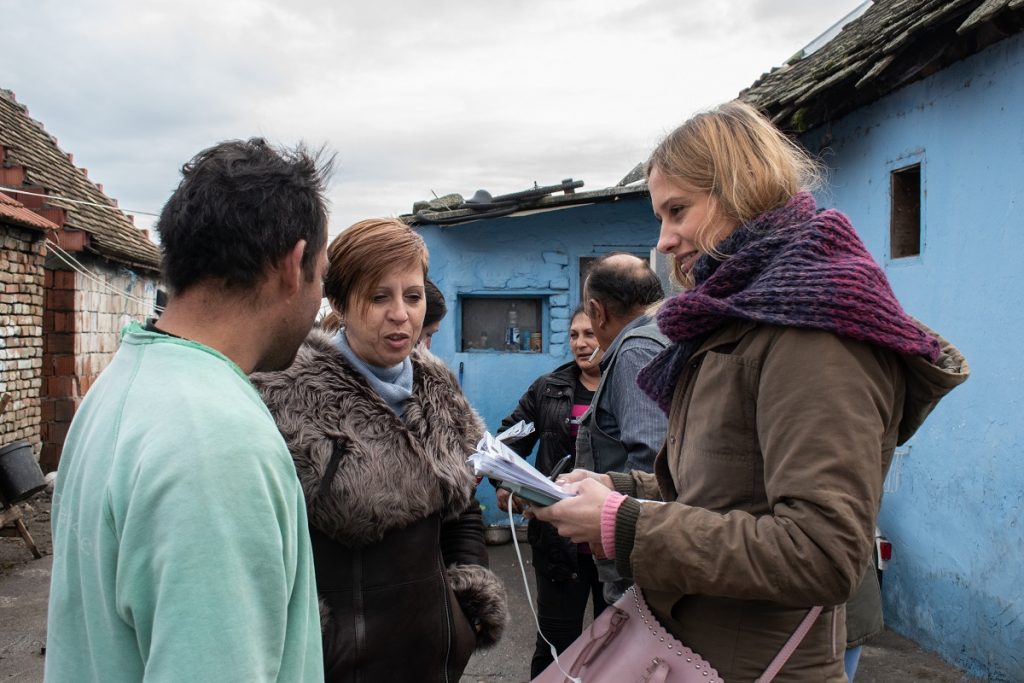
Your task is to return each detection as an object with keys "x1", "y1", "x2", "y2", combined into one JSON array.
[{"x1": 253, "y1": 330, "x2": 485, "y2": 546}]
